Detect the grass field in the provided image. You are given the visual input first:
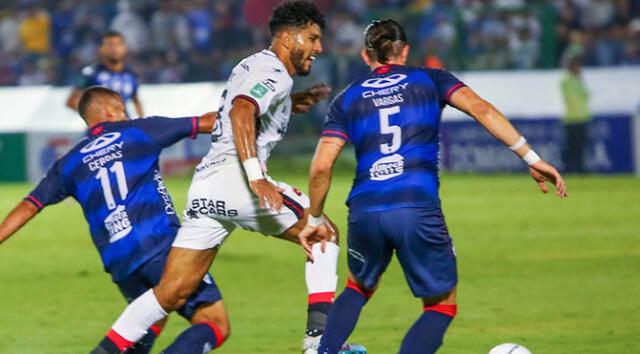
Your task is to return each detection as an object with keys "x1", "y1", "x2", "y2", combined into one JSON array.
[{"x1": 0, "y1": 171, "x2": 639, "y2": 353}]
